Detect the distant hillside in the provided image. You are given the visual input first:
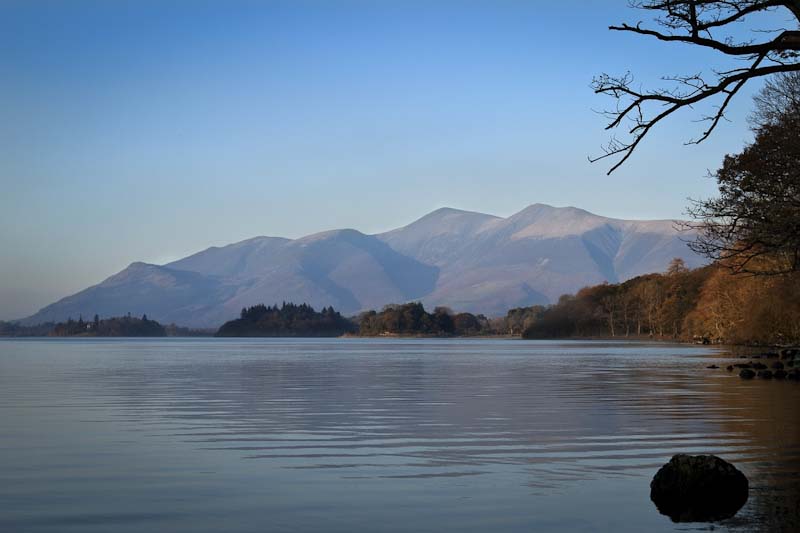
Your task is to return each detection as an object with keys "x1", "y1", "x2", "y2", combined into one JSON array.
[{"x1": 24, "y1": 204, "x2": 706, "y2": 327}]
